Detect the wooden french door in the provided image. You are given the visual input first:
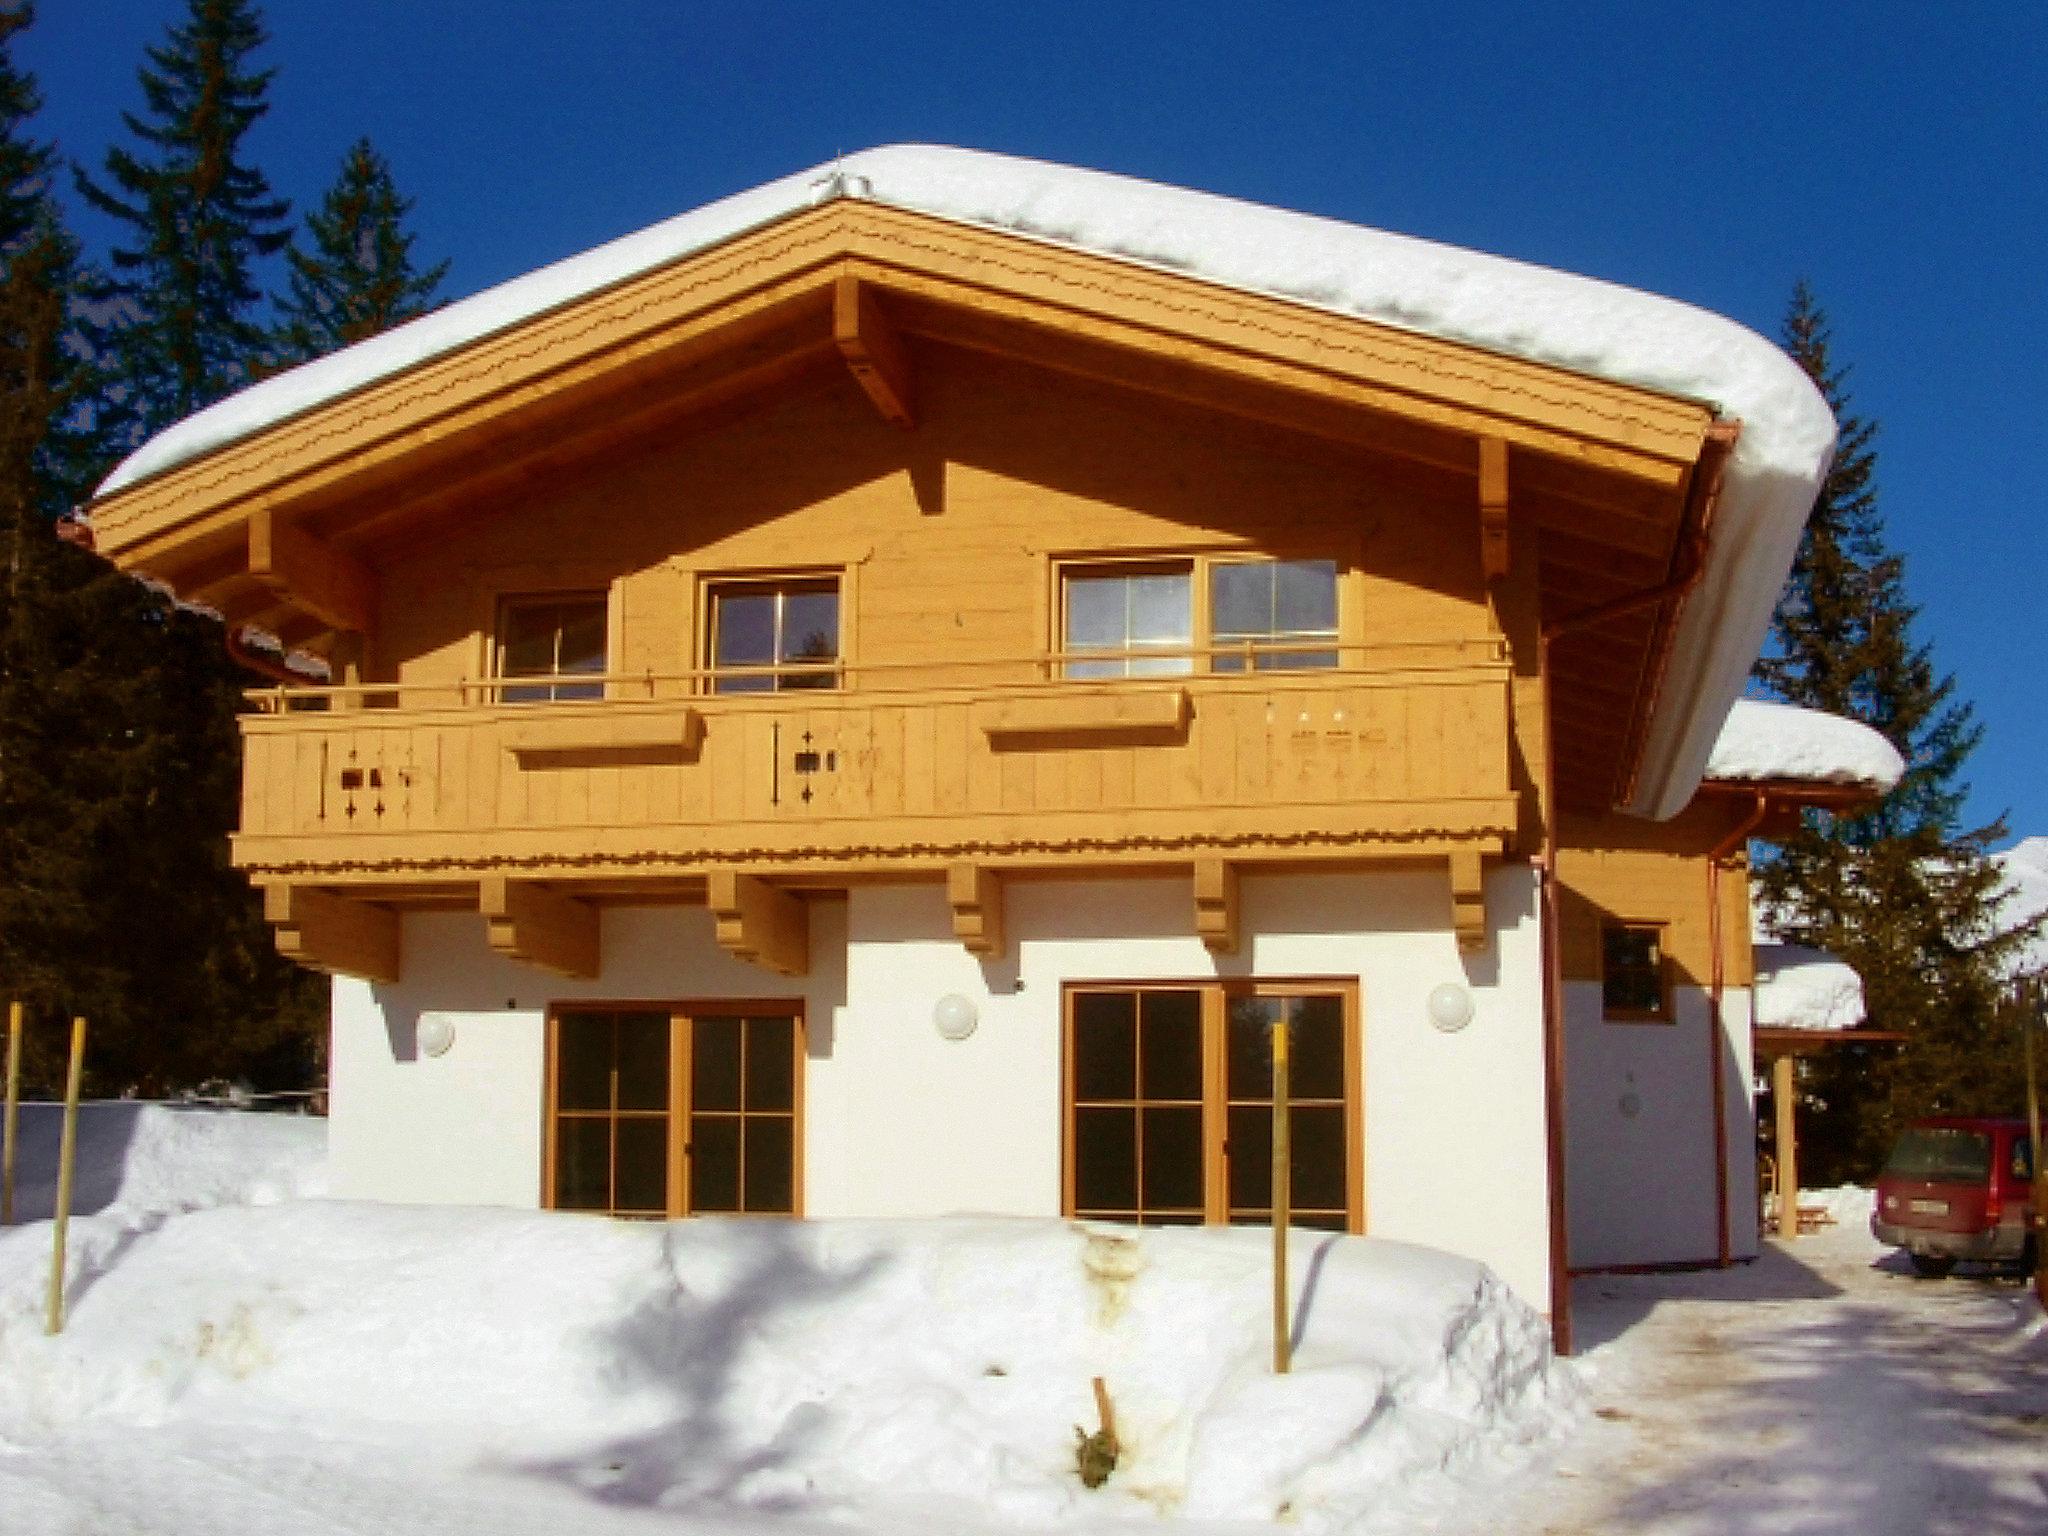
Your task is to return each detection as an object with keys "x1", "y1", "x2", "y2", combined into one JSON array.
[
  {"x1": 546, "y1": 1003, "x2": 803, "y2": 1218},
  {"x1": 1063, "y1": 982, "x2": 1362, "y2": 1232}
]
